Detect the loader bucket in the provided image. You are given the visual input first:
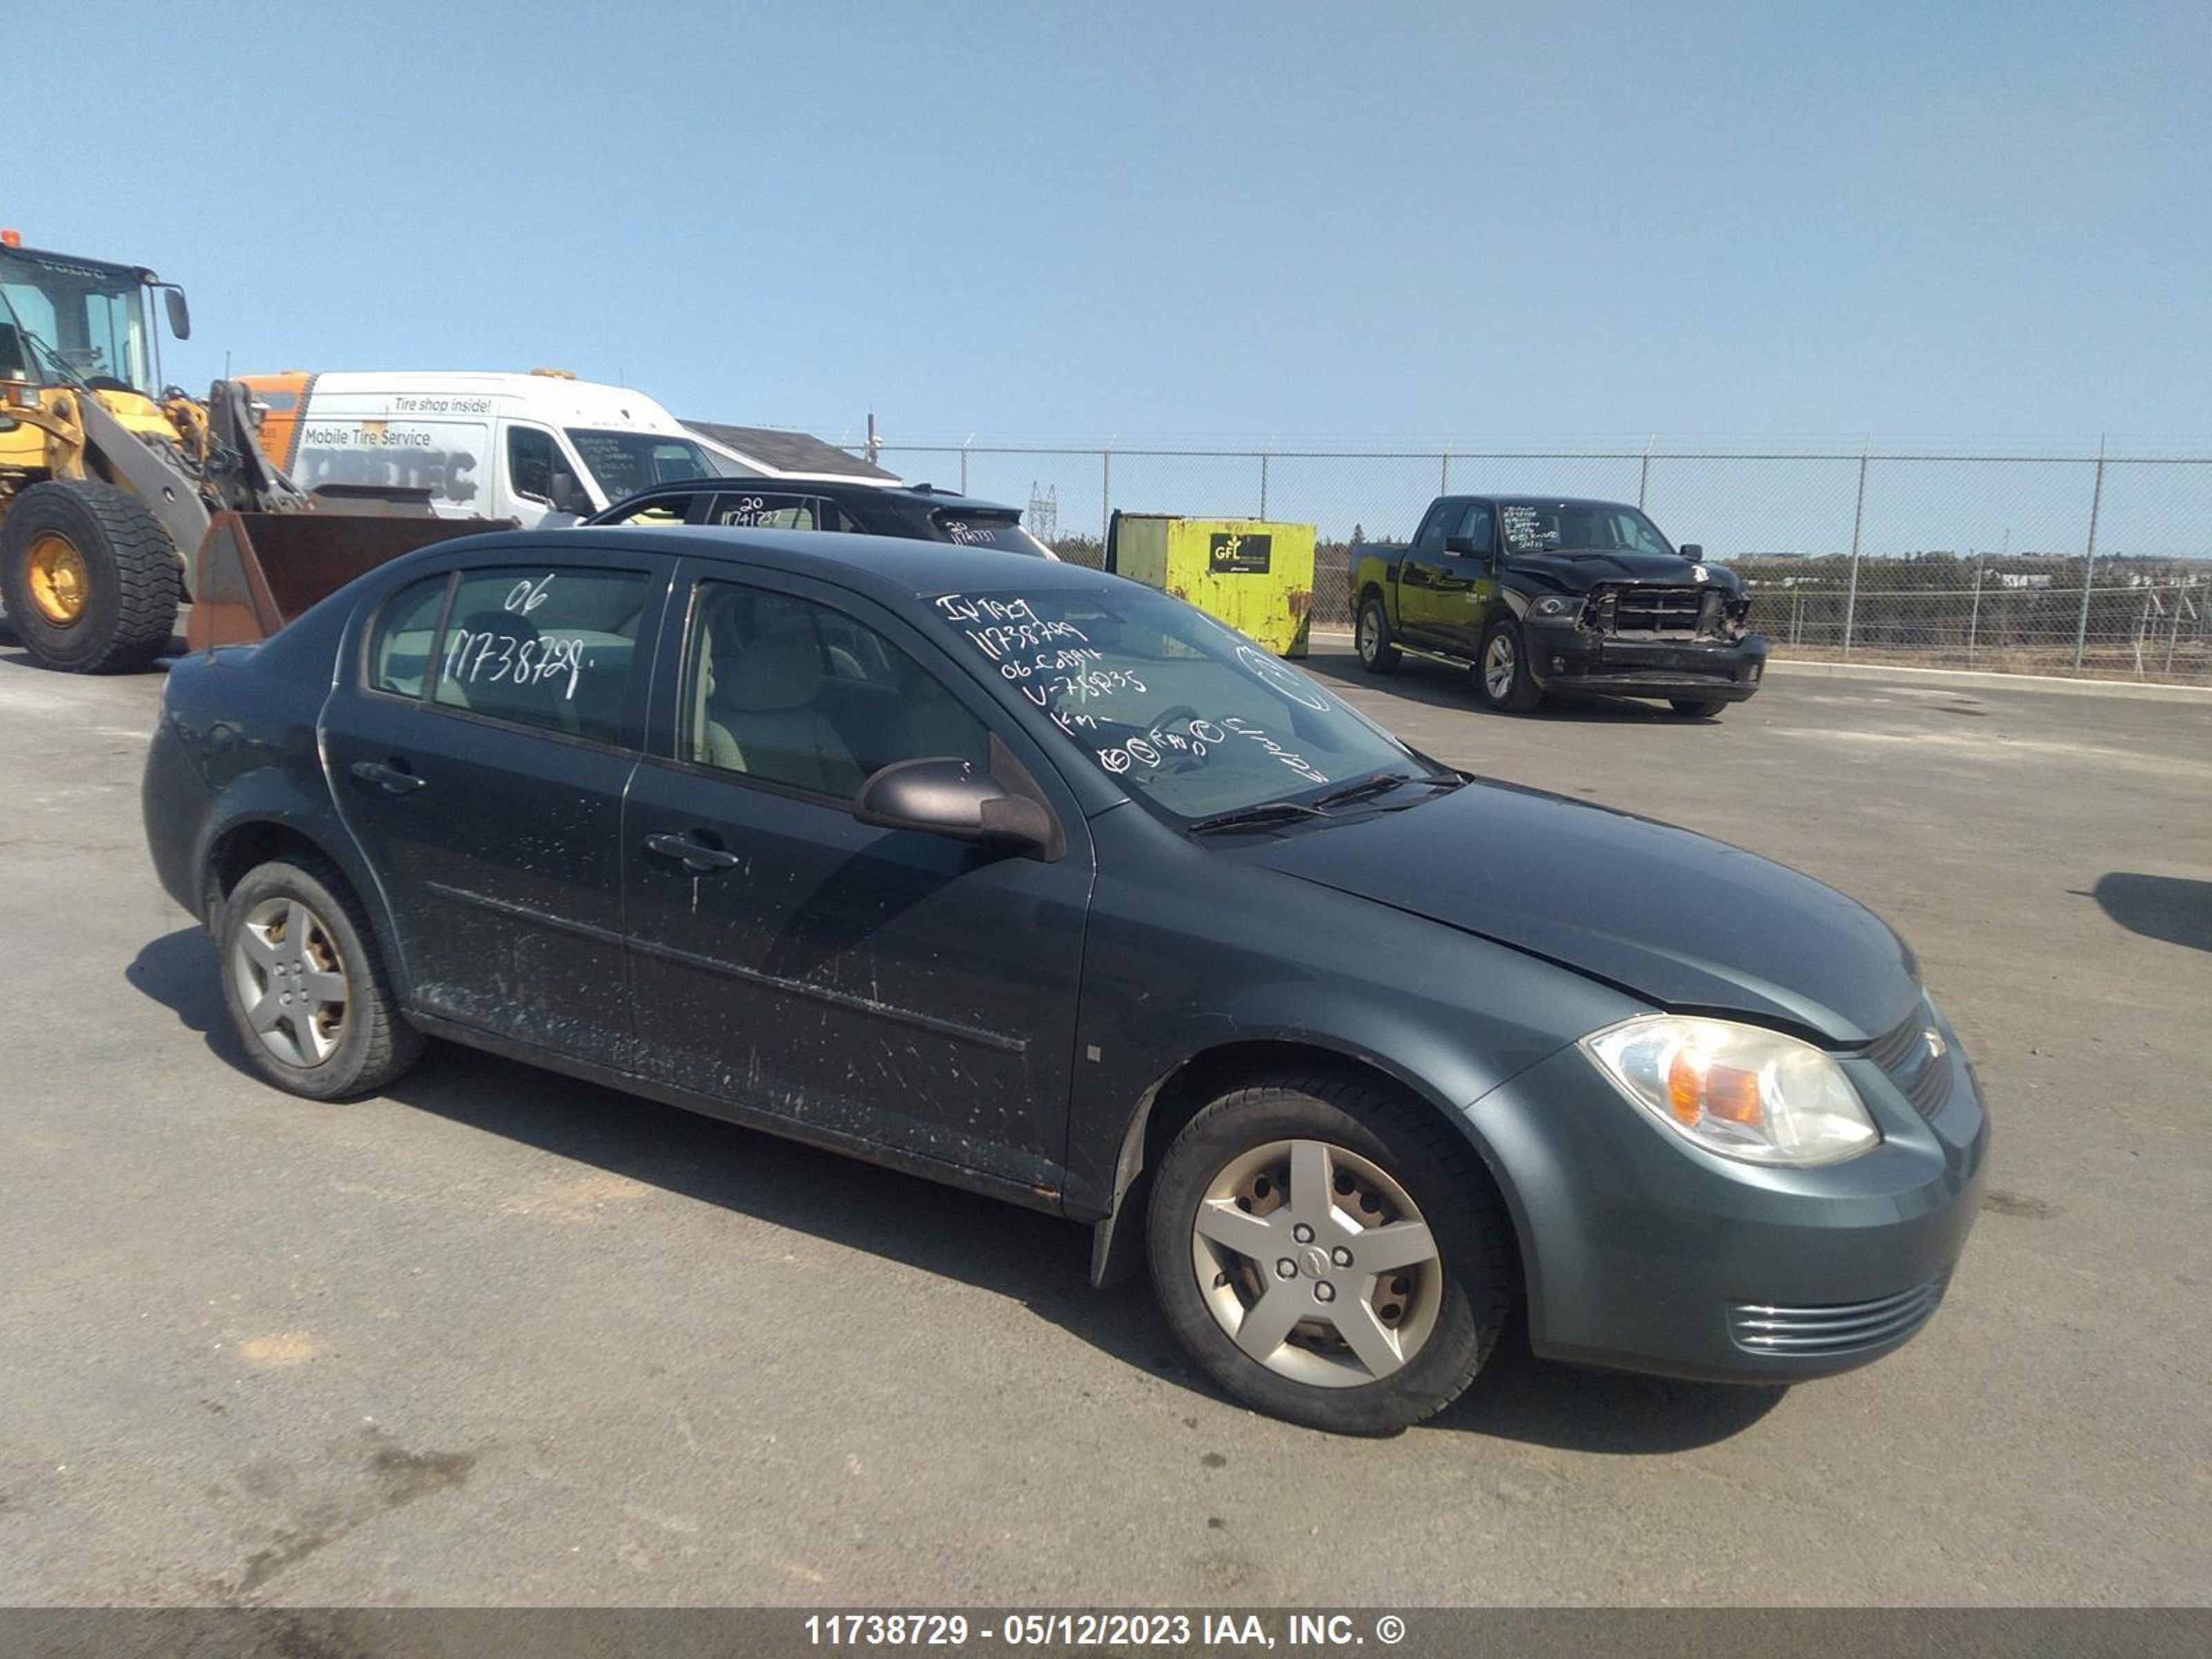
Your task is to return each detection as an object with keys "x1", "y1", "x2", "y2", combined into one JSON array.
[{"x1": 185, "y1": 511, "x2": 494, "y2": 652}]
